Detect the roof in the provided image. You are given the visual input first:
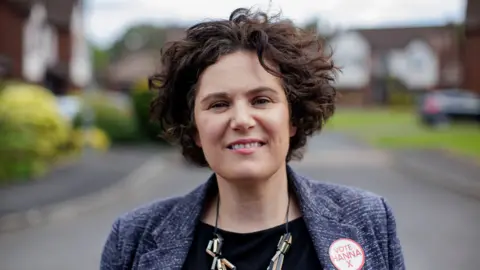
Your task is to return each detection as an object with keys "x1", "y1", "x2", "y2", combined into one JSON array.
[
  {"x1": 6, "y1": 0, "x2": 78, "y2": 28},
  {"x1": 354, "y1": 25, "x2": 456, "y2": 52},
  {"x1": 338, "y1": 25, "x2": 462, "y2": 88},
  {"x1": 466, "y1": 0, "x2": 480, "y2": 29},
  {"x1": 108, "y1": 50, "x2": 160, "y2": 84}
]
